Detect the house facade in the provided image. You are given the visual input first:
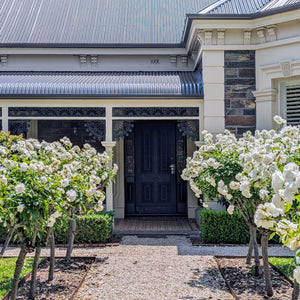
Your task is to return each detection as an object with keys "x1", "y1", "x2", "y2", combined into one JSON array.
[{"x1": 0, "y1": 0, "x2": 299, "y2": 220}]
